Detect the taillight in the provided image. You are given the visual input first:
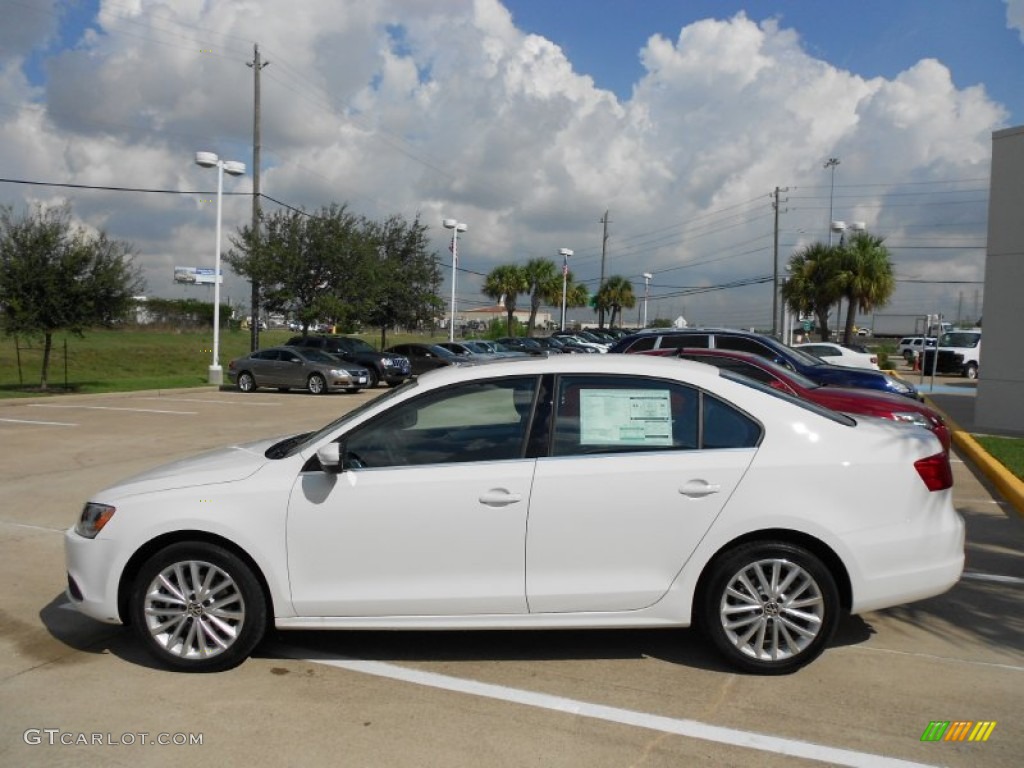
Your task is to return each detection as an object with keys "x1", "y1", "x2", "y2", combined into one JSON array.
[{"x1": 914, "y1": 452, "x2": 953, "y2": 491}]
